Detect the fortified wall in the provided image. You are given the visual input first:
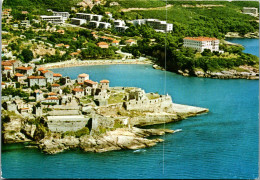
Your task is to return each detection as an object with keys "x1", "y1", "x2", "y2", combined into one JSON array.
[
  {"x1": 123, "y1": 95, "x2": 173, "y2": 112},
  {"x1": 46, "y1": 115, "x2": 90, "y2": 132}
]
